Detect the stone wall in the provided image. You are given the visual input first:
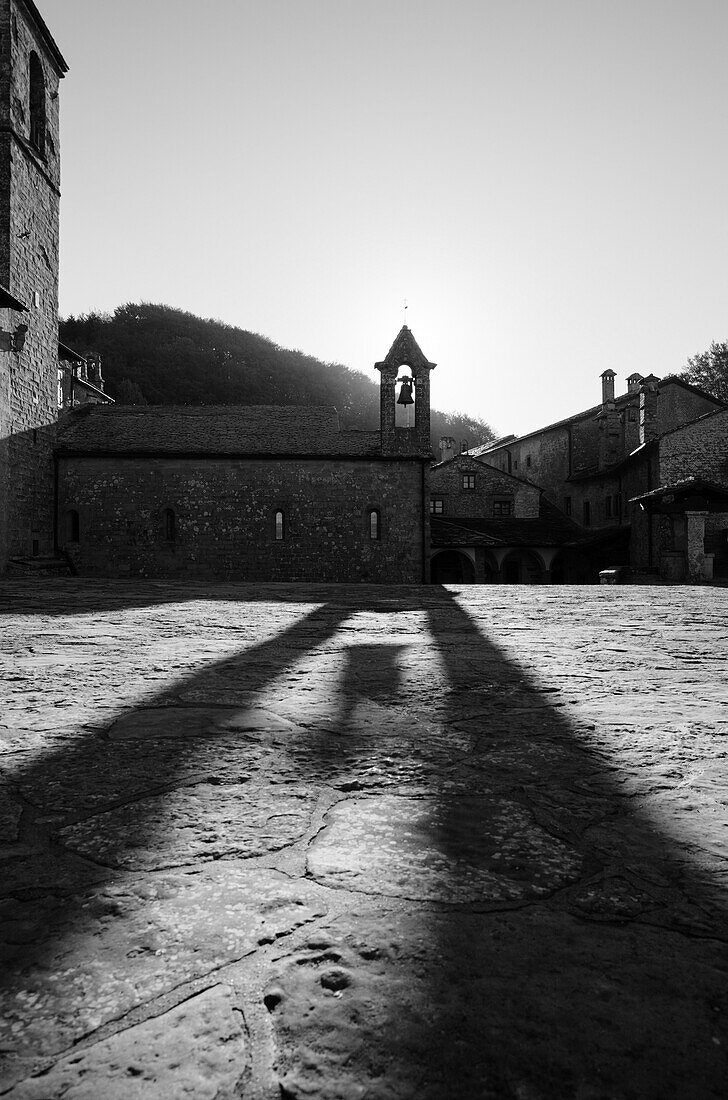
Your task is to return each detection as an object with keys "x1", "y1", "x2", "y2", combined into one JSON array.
[
  {"x1": 656, "y1": 384, "x2": 722, "y2": 439},
  {"x1": 659, "y1": 409, "x2": 728, "y2": 485},
  {"x1": 57, "y1": 455, "x2": 427, "y2": 583},
  {"x1": 659, "y1": 409, "x2": 728, "y2": 577},
  {"x1": 0, "y1": 0, "x2": 64, "y2": 565},
  {"x1": 429, "y1": 457, "x2": 540, "y2": 519},
  {"x1": 485, "y1": 428, "x2": 571, "y2": 510}
]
